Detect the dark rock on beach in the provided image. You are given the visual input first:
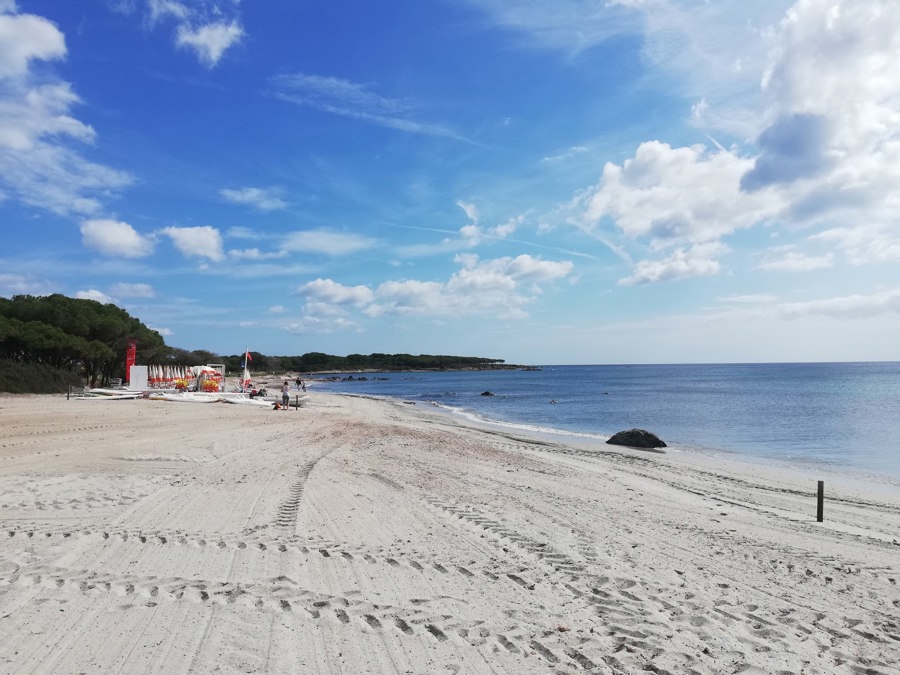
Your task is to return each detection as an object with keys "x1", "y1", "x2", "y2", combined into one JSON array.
[{"x1": 606, "y1": 428, "x2": 667, "y2": 449}]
